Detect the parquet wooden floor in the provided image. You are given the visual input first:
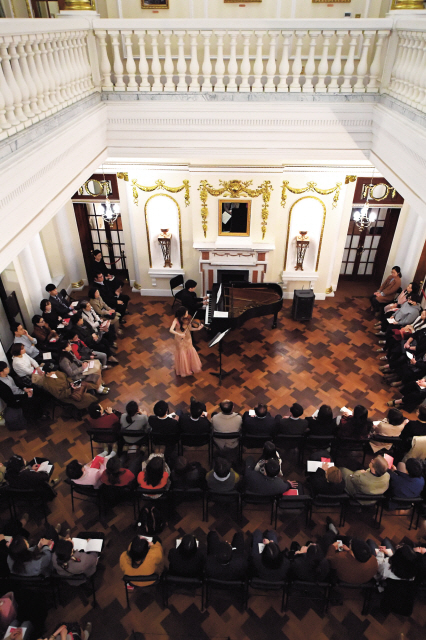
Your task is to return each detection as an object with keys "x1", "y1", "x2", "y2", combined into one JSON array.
[{"x1": 1, "y1": 288, "x2": 425, "y2": 640}]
